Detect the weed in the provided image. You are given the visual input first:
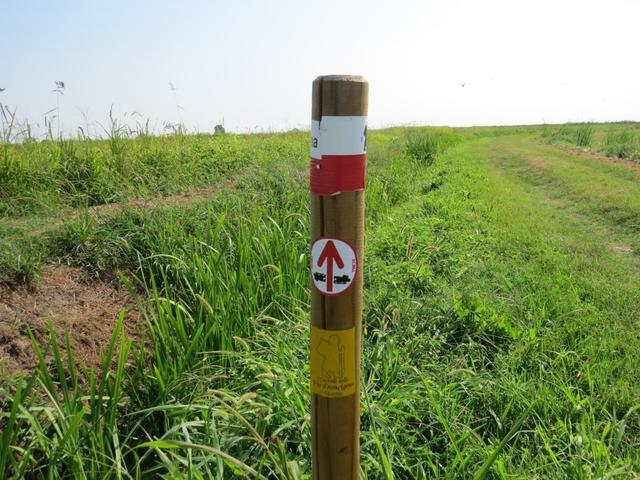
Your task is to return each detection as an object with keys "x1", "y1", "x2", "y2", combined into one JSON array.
[
  {"x1": 404, "y1": 132, "x2": 441, "y2": 165},
  {"x1": 575, "y1": 124, "x2": 595, "y2": 147},
  {"x1": 604, "y1": 129, "x2": 638, "y2": 159}
]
